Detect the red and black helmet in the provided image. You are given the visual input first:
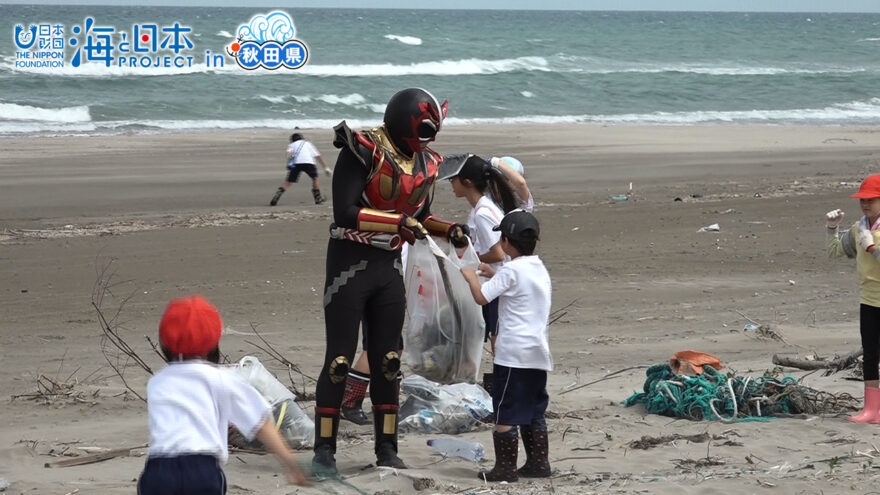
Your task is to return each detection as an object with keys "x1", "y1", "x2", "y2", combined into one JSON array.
[{"x1": 383, "y1": 88, "x2": 448, "y2": 154}]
